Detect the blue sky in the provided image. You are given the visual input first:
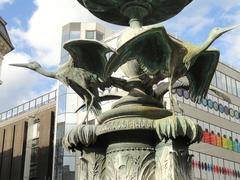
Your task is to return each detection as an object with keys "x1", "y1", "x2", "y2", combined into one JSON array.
[{"x1": 0, "y1": 0, "x2": 240, "y2": 112}]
